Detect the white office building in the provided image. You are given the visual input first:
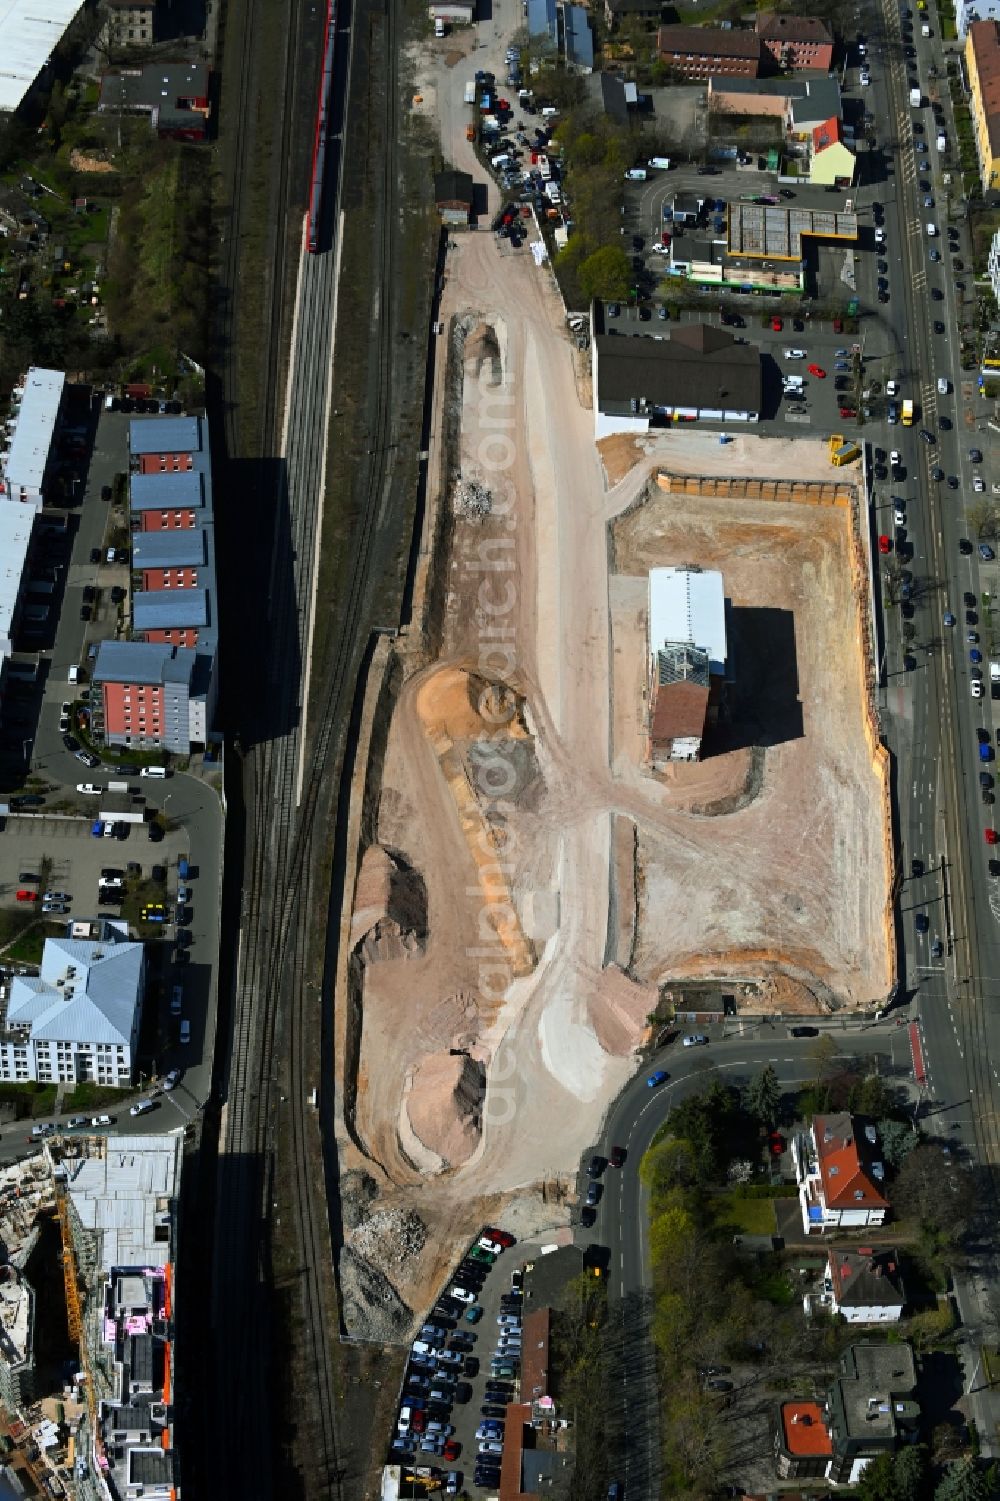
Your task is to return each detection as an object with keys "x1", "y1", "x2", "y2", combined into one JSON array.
[
  {"x1": 0, "y1": 924, "x2": 144, "y2": 1085},
  {"x1": 0, "y1": 0, "x2": 84, "y2": 116},
  {"x1": 958, "y1": 0, "x2": 1000, "y2": 36},
  {"x1": 990, "y1": 227, "x2": 1000, "y2": 304}
]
